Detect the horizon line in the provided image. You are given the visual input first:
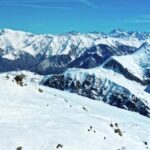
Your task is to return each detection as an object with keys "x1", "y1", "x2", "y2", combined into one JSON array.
[{"x1": 1, "y1": 28, "x2": 150, "y2": 35}]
